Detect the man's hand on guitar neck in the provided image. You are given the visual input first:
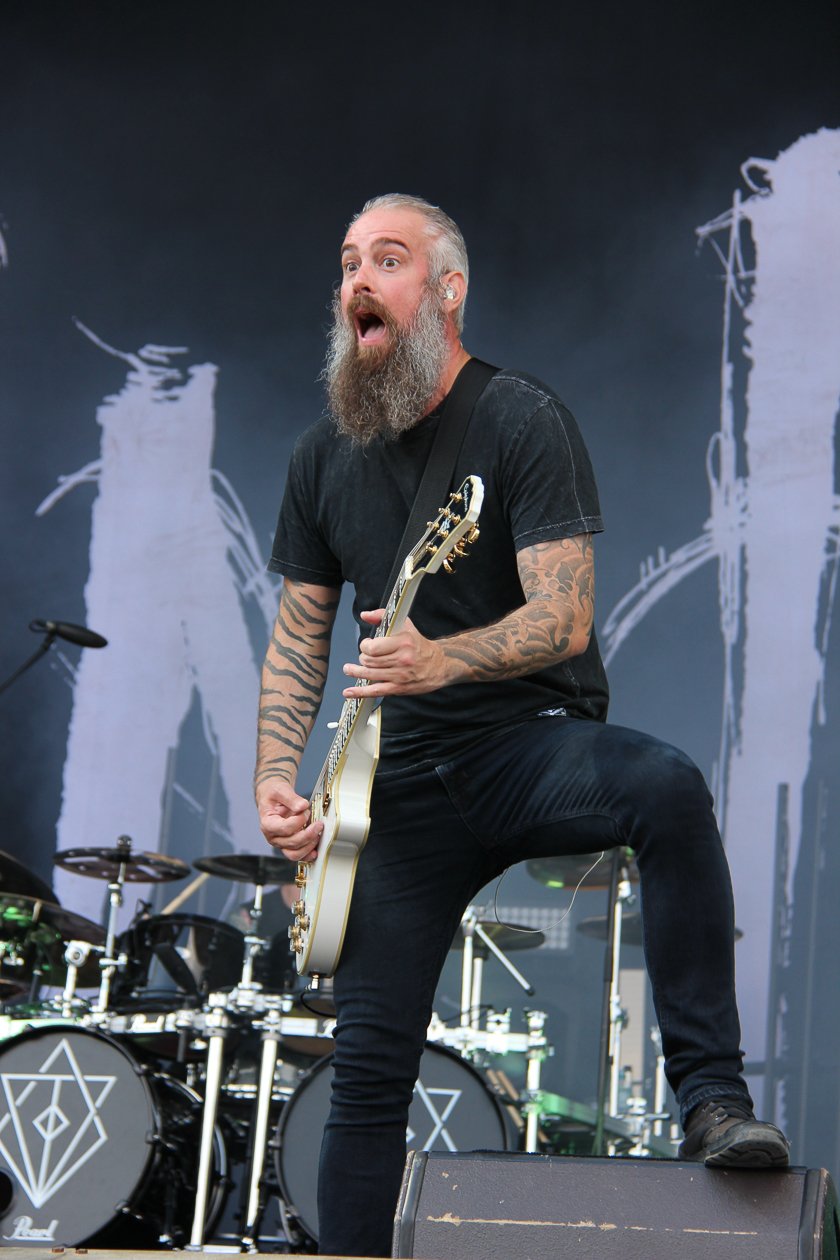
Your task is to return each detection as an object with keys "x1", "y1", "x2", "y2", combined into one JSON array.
[
  {"x1": 341, "y1": 536, "x2": 595, "y2": 699},
  {"x1": 256, "y1": 777, "x2": 323, "y2": 862},
  {"x1": 342, "y1": 610, "x2": 448, "y2": 698}
]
